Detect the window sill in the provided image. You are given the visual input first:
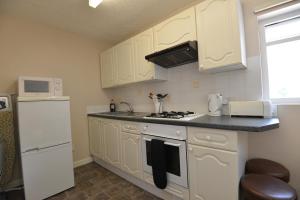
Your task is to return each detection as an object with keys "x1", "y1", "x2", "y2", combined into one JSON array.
[{"x1": 271, "y1": 98, "x2": 300, "y2": 105}]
